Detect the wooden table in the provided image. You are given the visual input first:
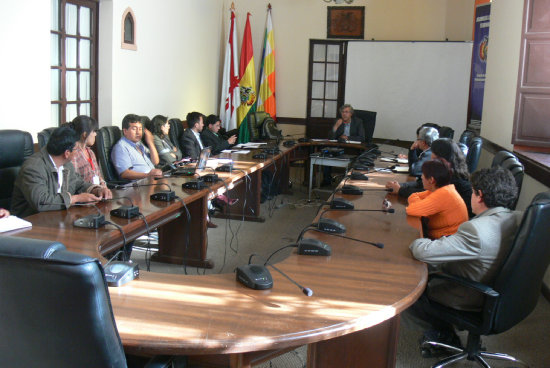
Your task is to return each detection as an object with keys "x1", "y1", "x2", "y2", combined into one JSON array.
[{"x1": 4, "y1": 142, "x2": 426, "y2": 368}]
